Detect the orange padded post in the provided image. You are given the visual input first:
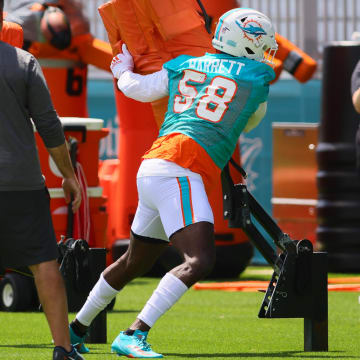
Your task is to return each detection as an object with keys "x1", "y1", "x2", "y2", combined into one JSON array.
[
  {"x1": 98, "y1": 0, "x2": 251, "y2": 250},
  {"x1": 99, "y1": 0, "x2": 213, "y2": 127},
  {"x1": 275, "y1": 33, "x2": 317, "y2": 83},
  {"x1": 98, "y1": 0, "x2": 215, "y2": 246}
]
